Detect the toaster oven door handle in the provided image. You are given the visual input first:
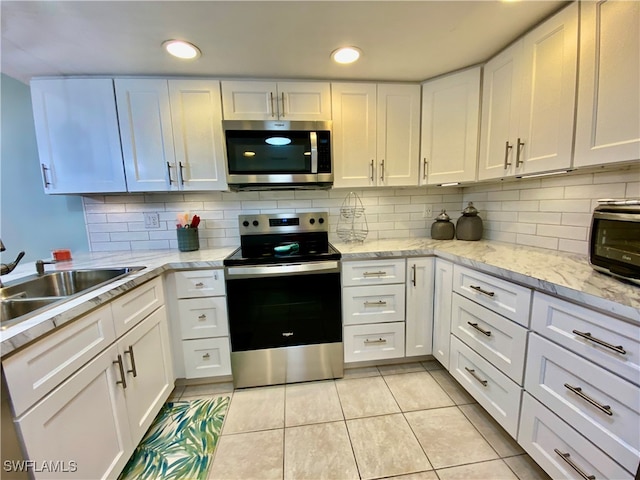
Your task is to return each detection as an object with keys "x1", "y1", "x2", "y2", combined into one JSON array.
[
  {"x1": 593, "y1": 211, "x2": 640, "y2": 222},
  {"x1": 310, "y1": 132, "x2": 318, "y2": 174}
]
